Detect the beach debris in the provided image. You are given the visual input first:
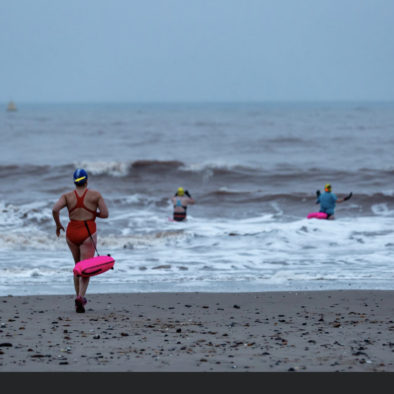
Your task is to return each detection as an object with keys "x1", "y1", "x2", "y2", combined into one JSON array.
[
  {"x1": 352, "y1": 351, "x2": 368, "y2": 357},
  {"x1": 93, "y1": 335, "x2": 101, "y2": 339}
]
